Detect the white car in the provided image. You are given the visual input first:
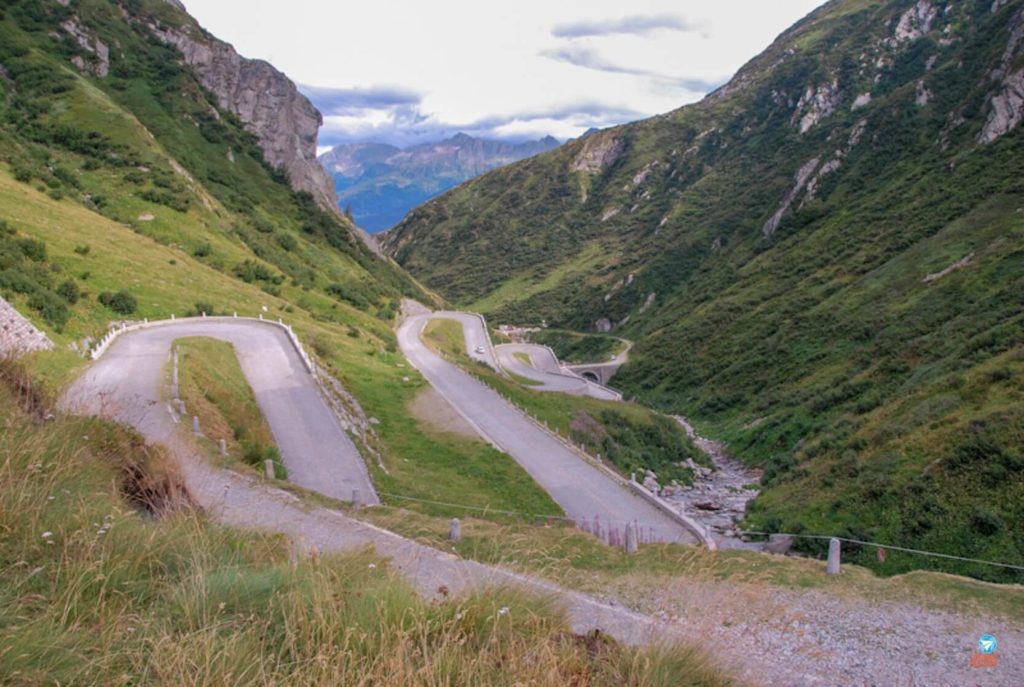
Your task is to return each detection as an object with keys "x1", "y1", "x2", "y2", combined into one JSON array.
[{"x1": 474, "y1": 346, "x2": 485, "y2": 354}]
